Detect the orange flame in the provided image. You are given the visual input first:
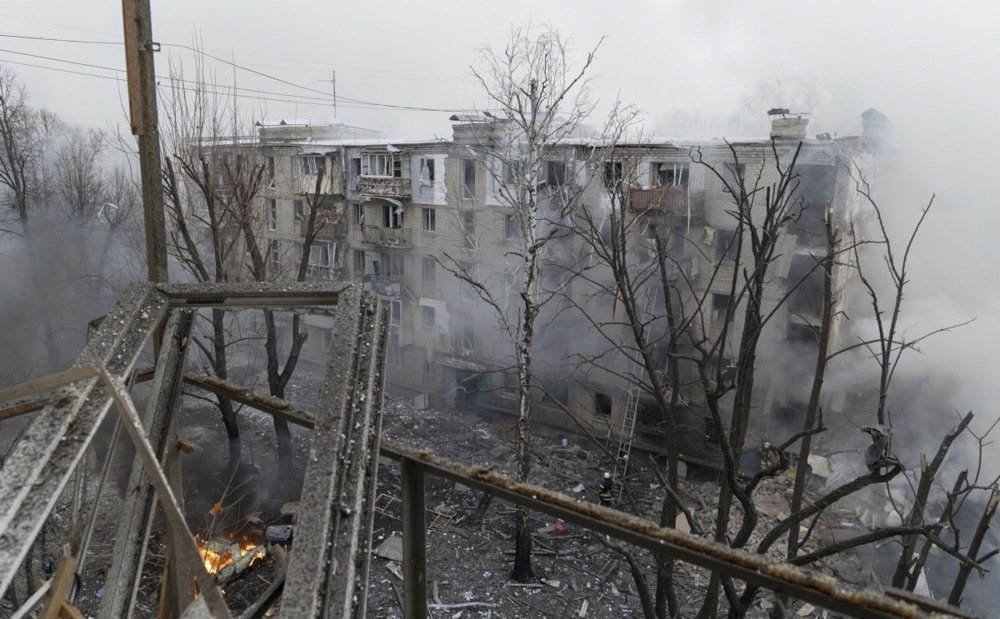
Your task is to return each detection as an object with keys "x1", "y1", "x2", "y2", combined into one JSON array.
[{"x1": 196, "y1": 534, "x2": 266, "y2": 576}]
